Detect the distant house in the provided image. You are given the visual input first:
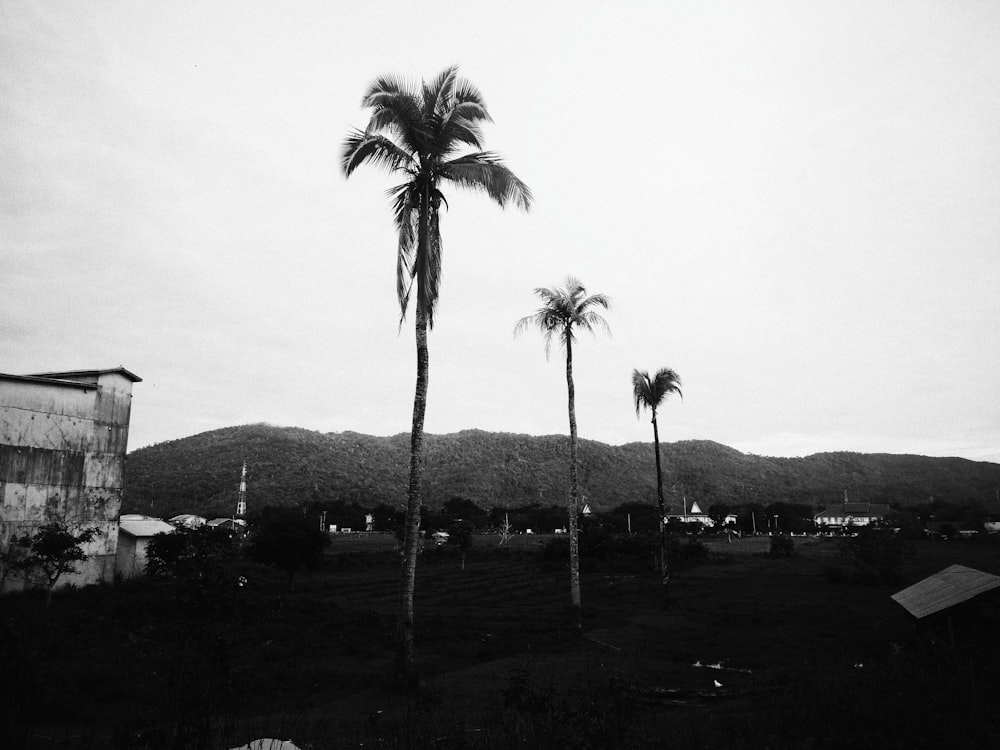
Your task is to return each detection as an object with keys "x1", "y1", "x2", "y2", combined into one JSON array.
[
  {"x1": 0, "y1": 367, "x2": 141, "y2": 594},
  {"x1": 116, "y1": 514, "x2": 175, "y2": 579},
  {"x1": 665, "y1": 499, "x2": 713, "y2": 526},
  {"x1": 814, "y1": 493, "x2": 891, "y2": 529},
  {"x1": 169, "y1": 514, "x2": 207, "y2": 528},
  {"x1": 207, "y1": 517, "x2": 247, "y2": 535},
  {"x1": 431, "y1": 530, "x2": 450, "y2": 546}
]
